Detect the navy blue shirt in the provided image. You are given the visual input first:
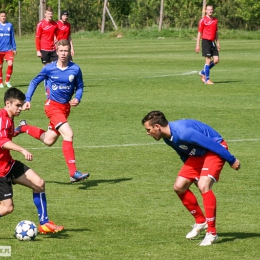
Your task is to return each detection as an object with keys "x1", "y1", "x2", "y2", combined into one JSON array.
[{"x1": 163, "y1": 119, "x2": 236, "y2": 165}]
